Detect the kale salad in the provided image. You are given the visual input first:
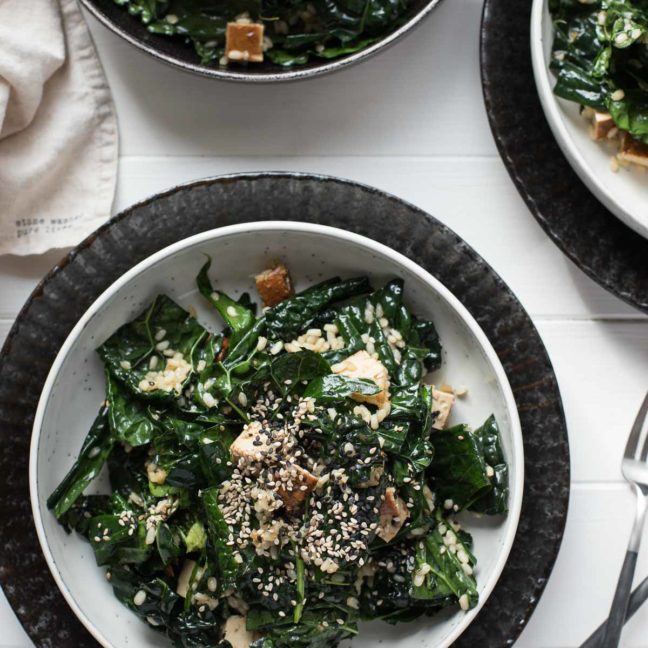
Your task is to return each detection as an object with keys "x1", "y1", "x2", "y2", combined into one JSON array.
[
  {"x1": 550, "y1": 0, "x2": 648, "y2": 169},
  {"x1": 112, "y1": 0, "x2": 415, "y2": 68},
  {"x1": 48, "y1": 260, "x2": 508, "y2": 648}
]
